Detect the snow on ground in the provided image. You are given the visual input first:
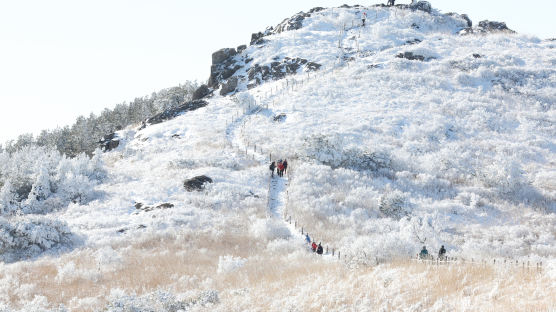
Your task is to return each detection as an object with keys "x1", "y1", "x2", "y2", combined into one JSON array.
[{"x1": 0, "y1": 3, "x2": 555, "y2": 310}]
